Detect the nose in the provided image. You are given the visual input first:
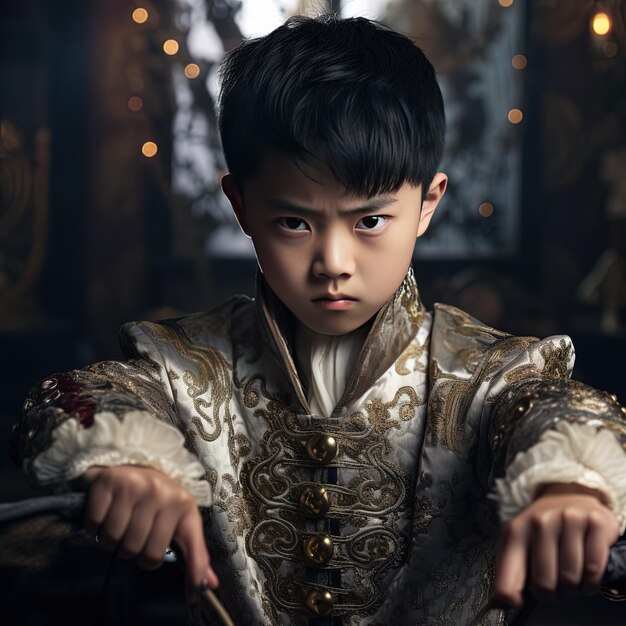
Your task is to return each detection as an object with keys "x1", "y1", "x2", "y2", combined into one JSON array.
[{"x1": 311, "y1": 229, "x2": 355, "y2": 279}]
